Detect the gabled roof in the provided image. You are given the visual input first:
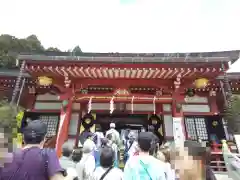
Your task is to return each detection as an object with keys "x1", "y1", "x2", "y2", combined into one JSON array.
[
  {"x1": 0, "y1": 69, "x2": 30, "y2": 77},
  {"x1": 217, "y1": 72, "x2": 240, "y2": 80},
  {"x1": 17, "y1": 50, "x2": 240, "y2": 63}
]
